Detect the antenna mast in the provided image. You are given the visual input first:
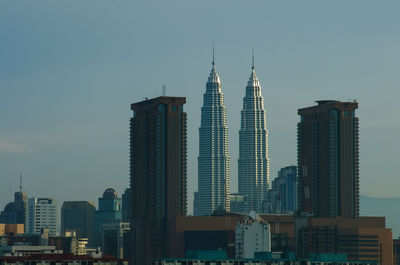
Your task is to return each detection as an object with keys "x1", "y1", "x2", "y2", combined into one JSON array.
[{"x1": 19, "y1": 173, "x2": 22, "y2": 192}]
